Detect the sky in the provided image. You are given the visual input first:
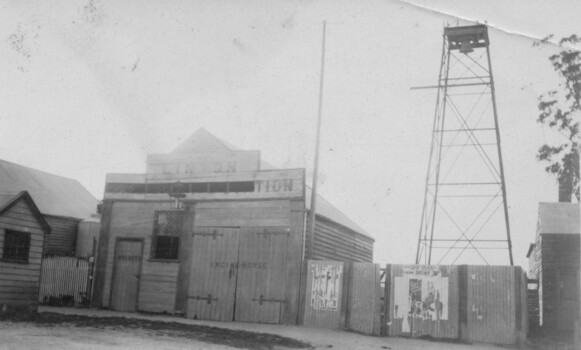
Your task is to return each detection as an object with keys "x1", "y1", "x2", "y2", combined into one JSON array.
[{"x1": 1, "y1": 0, "x2": 580, "y2": 268}]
